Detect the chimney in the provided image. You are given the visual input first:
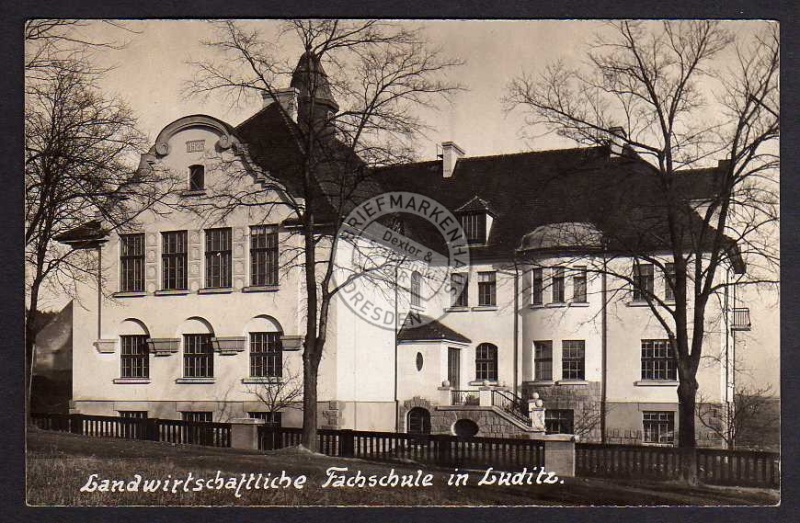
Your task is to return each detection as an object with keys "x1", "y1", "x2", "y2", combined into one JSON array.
[
  {"x1": 262, "y1": 88, "x2": 298, "y2": 122},
  {"x1": 441, "y1": 141, "x2": 465, "y2": 178},
  {"x1": 607, "y1": 126, "x2": 627, "y2": 156}
]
